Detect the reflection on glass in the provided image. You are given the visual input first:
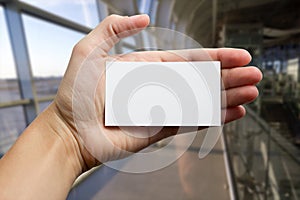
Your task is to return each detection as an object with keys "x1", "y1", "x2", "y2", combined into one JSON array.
[
  {"x1": 0, "y1": 6, "x2": 21, "y2": 103},
  {"x1": 20, "y1": 0, "x2": 99, "y2": 28},
  {"x1": 0, "y1": 106, "x2": 26, "y2": 156},
  {"x1": 22, "y1": 14, "x2": 85, "y2": 98}
]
